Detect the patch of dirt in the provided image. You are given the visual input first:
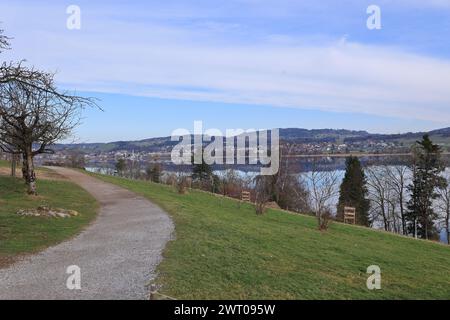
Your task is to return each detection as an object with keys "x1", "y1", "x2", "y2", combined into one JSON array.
[
  {"x1": 25, "y1": 194, "x2": 48, "y2": 201},
  {"x1": 265, "y1": 201, "x2": 281, "y2": 209},
  {"x1": 0, "y1": 167, "x2": 13, "y2": 176},
  {"x1": 0, "y1": 167, "x2": 67, "y2": 180},
  {"x1": 36, "y1": 169, "x2": 68, "y2": 181},
  {"x1": 0, "y1": 255, "x2": 16, "y2": 269}
]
